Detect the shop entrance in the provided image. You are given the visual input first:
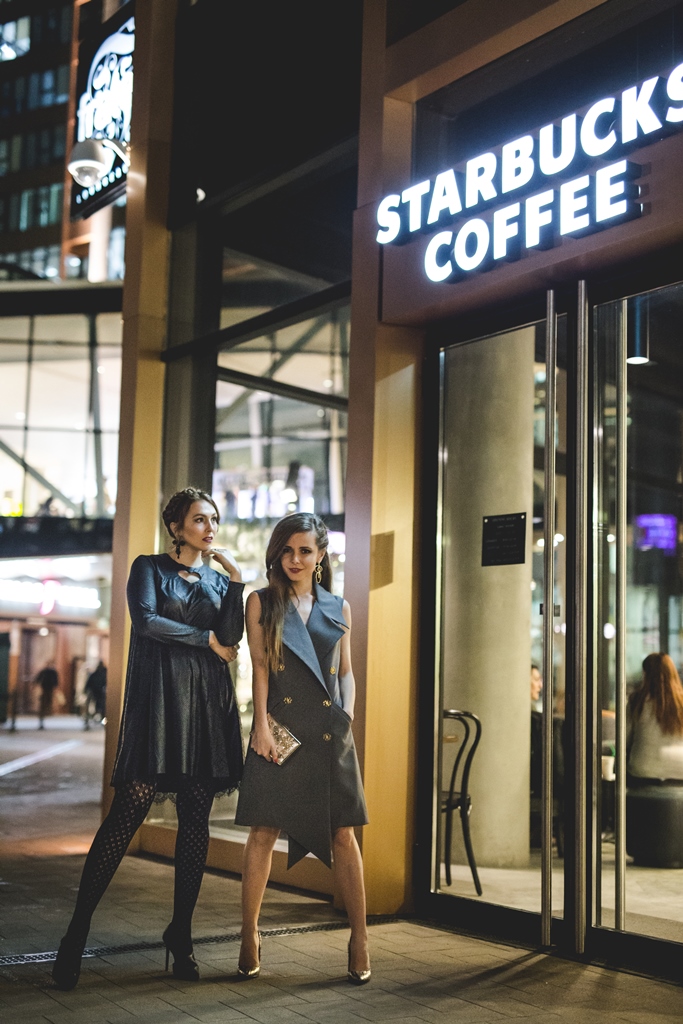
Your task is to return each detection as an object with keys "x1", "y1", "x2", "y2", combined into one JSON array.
[
  {"x1": 424, "y1": 275, "x2": 683, "y2": 972},
  {"x1": 593, "y1": 279, "x2": 683, "y2": 951},
  {"x1": 427, "y1": 295, "x2": 569, "y2": 946}
]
